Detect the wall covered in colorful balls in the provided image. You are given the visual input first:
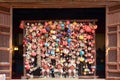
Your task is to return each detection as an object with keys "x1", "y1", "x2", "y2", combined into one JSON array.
[{"x1": 21, "y1": 20, "x2": 97, "y2": 78}]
